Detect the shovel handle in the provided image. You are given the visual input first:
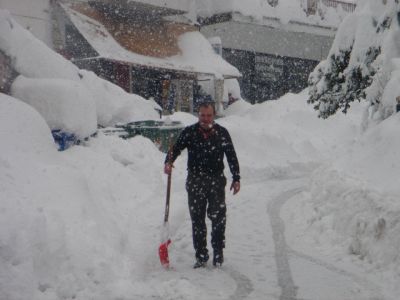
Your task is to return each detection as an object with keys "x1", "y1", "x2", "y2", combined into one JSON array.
[
  {"x1": 164, "y1": 172, "x2": 171, "y2": 223},
  {"x1": 164, "y1": 143, "x2": 173, "y2": 223}
]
